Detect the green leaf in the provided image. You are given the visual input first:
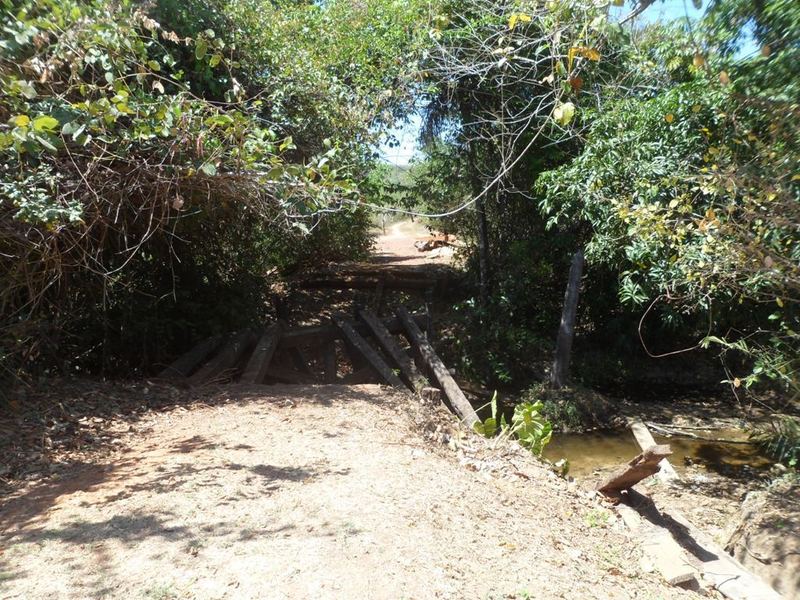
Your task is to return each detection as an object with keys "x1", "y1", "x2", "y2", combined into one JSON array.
[
  {"x1": 32, "y1": 116, "x2": 59, "y2": 133},
  {"x1": 199, "y1": 162, "x2": 217, "y2": 176},
  {"x1": 195, "y1": 39, "x2": 208, "y2": 60},
  {"x1": 209, "y1": 54, "x2": 222, "y2": 68},
  {"x1": 553, "y1": 102, "x2": 575, "y2": 126}
]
